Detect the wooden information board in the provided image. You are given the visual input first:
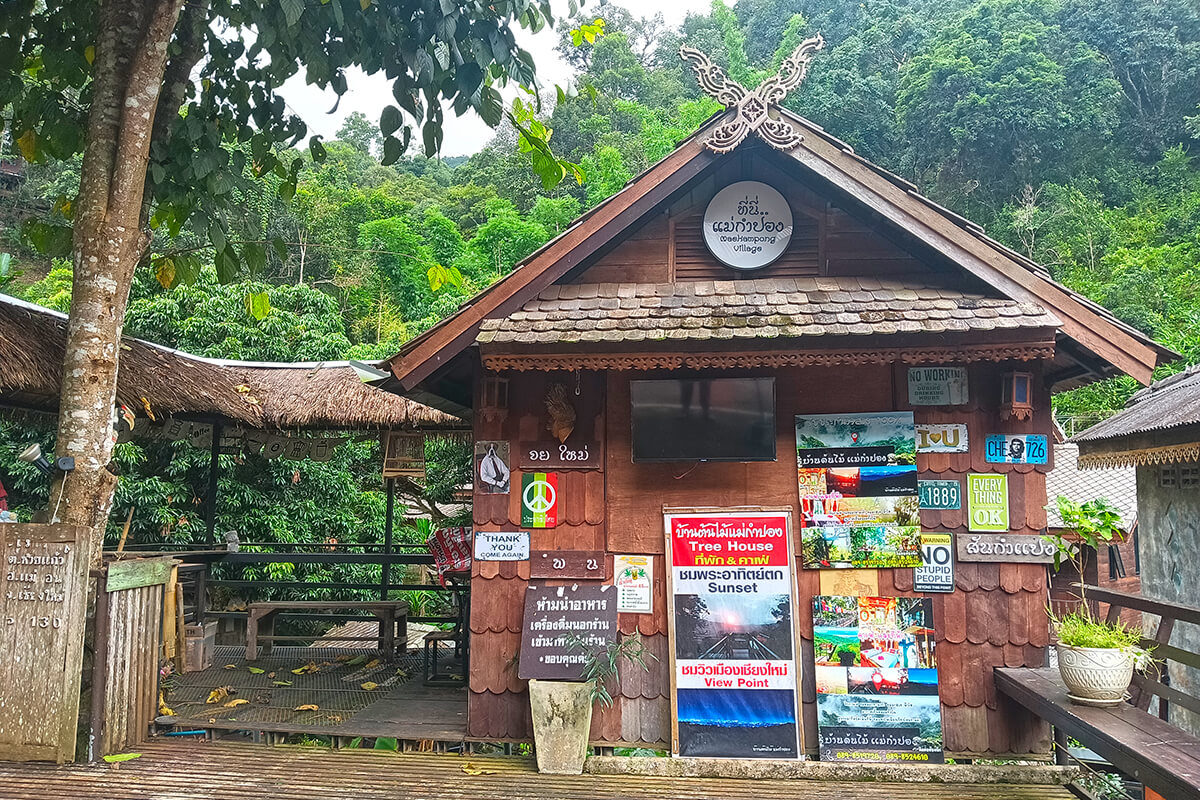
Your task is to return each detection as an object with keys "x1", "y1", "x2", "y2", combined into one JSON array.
[
  {"x1": 0, "y1": 524, "x2": 90, "y2": 763},
  {"x1": 518, "y1": 584, "x2": 618, "y2": 680}
]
